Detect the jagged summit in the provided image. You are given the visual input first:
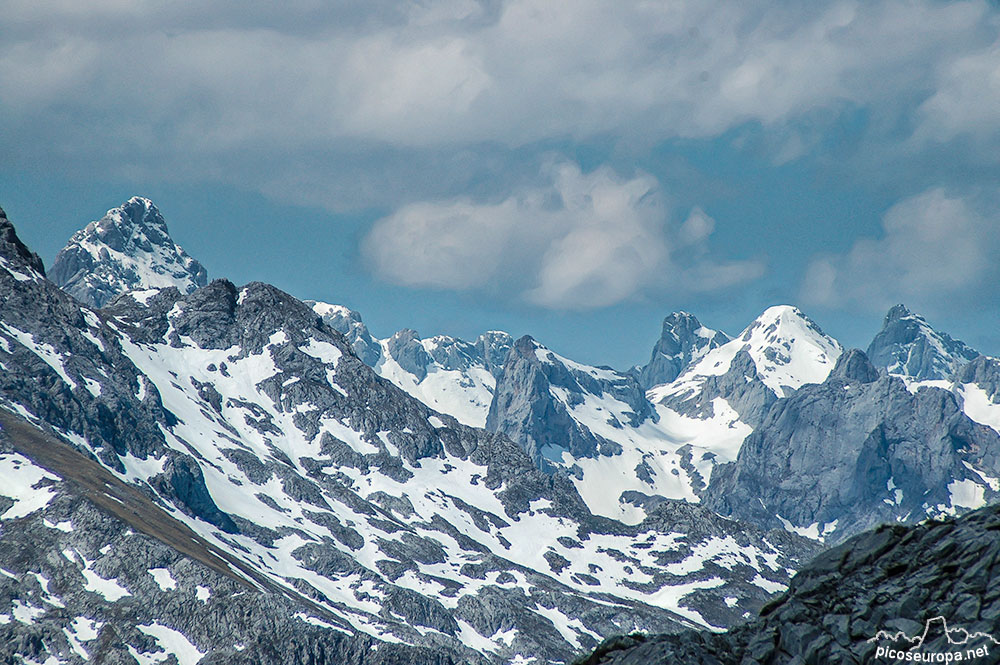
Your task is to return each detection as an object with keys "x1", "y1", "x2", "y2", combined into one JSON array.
[
  {"x1": 49, "y1": 196, "x2": 208, "y2": 308},
  {"x1": 638, "y1": 311, "x2": 730, "y2": 389},
  {"x1": 867, "y1": 304, "x2": 980, "y2": 380}
]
